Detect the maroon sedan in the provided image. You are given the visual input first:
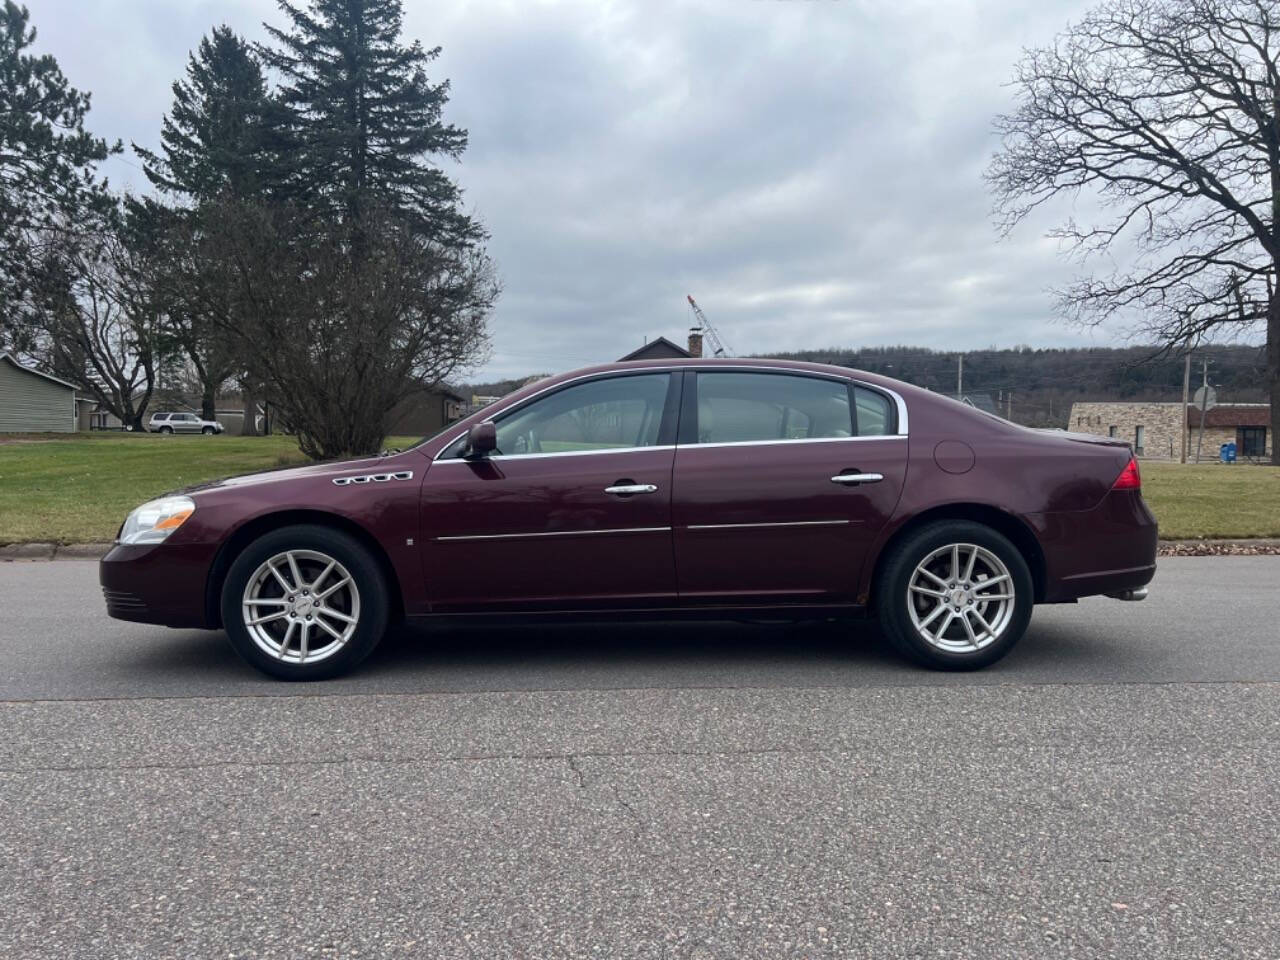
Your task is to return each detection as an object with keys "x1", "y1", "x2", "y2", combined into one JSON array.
[{"x1": 101, "y1": 359, "x2": 1156, "y2": 679}]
